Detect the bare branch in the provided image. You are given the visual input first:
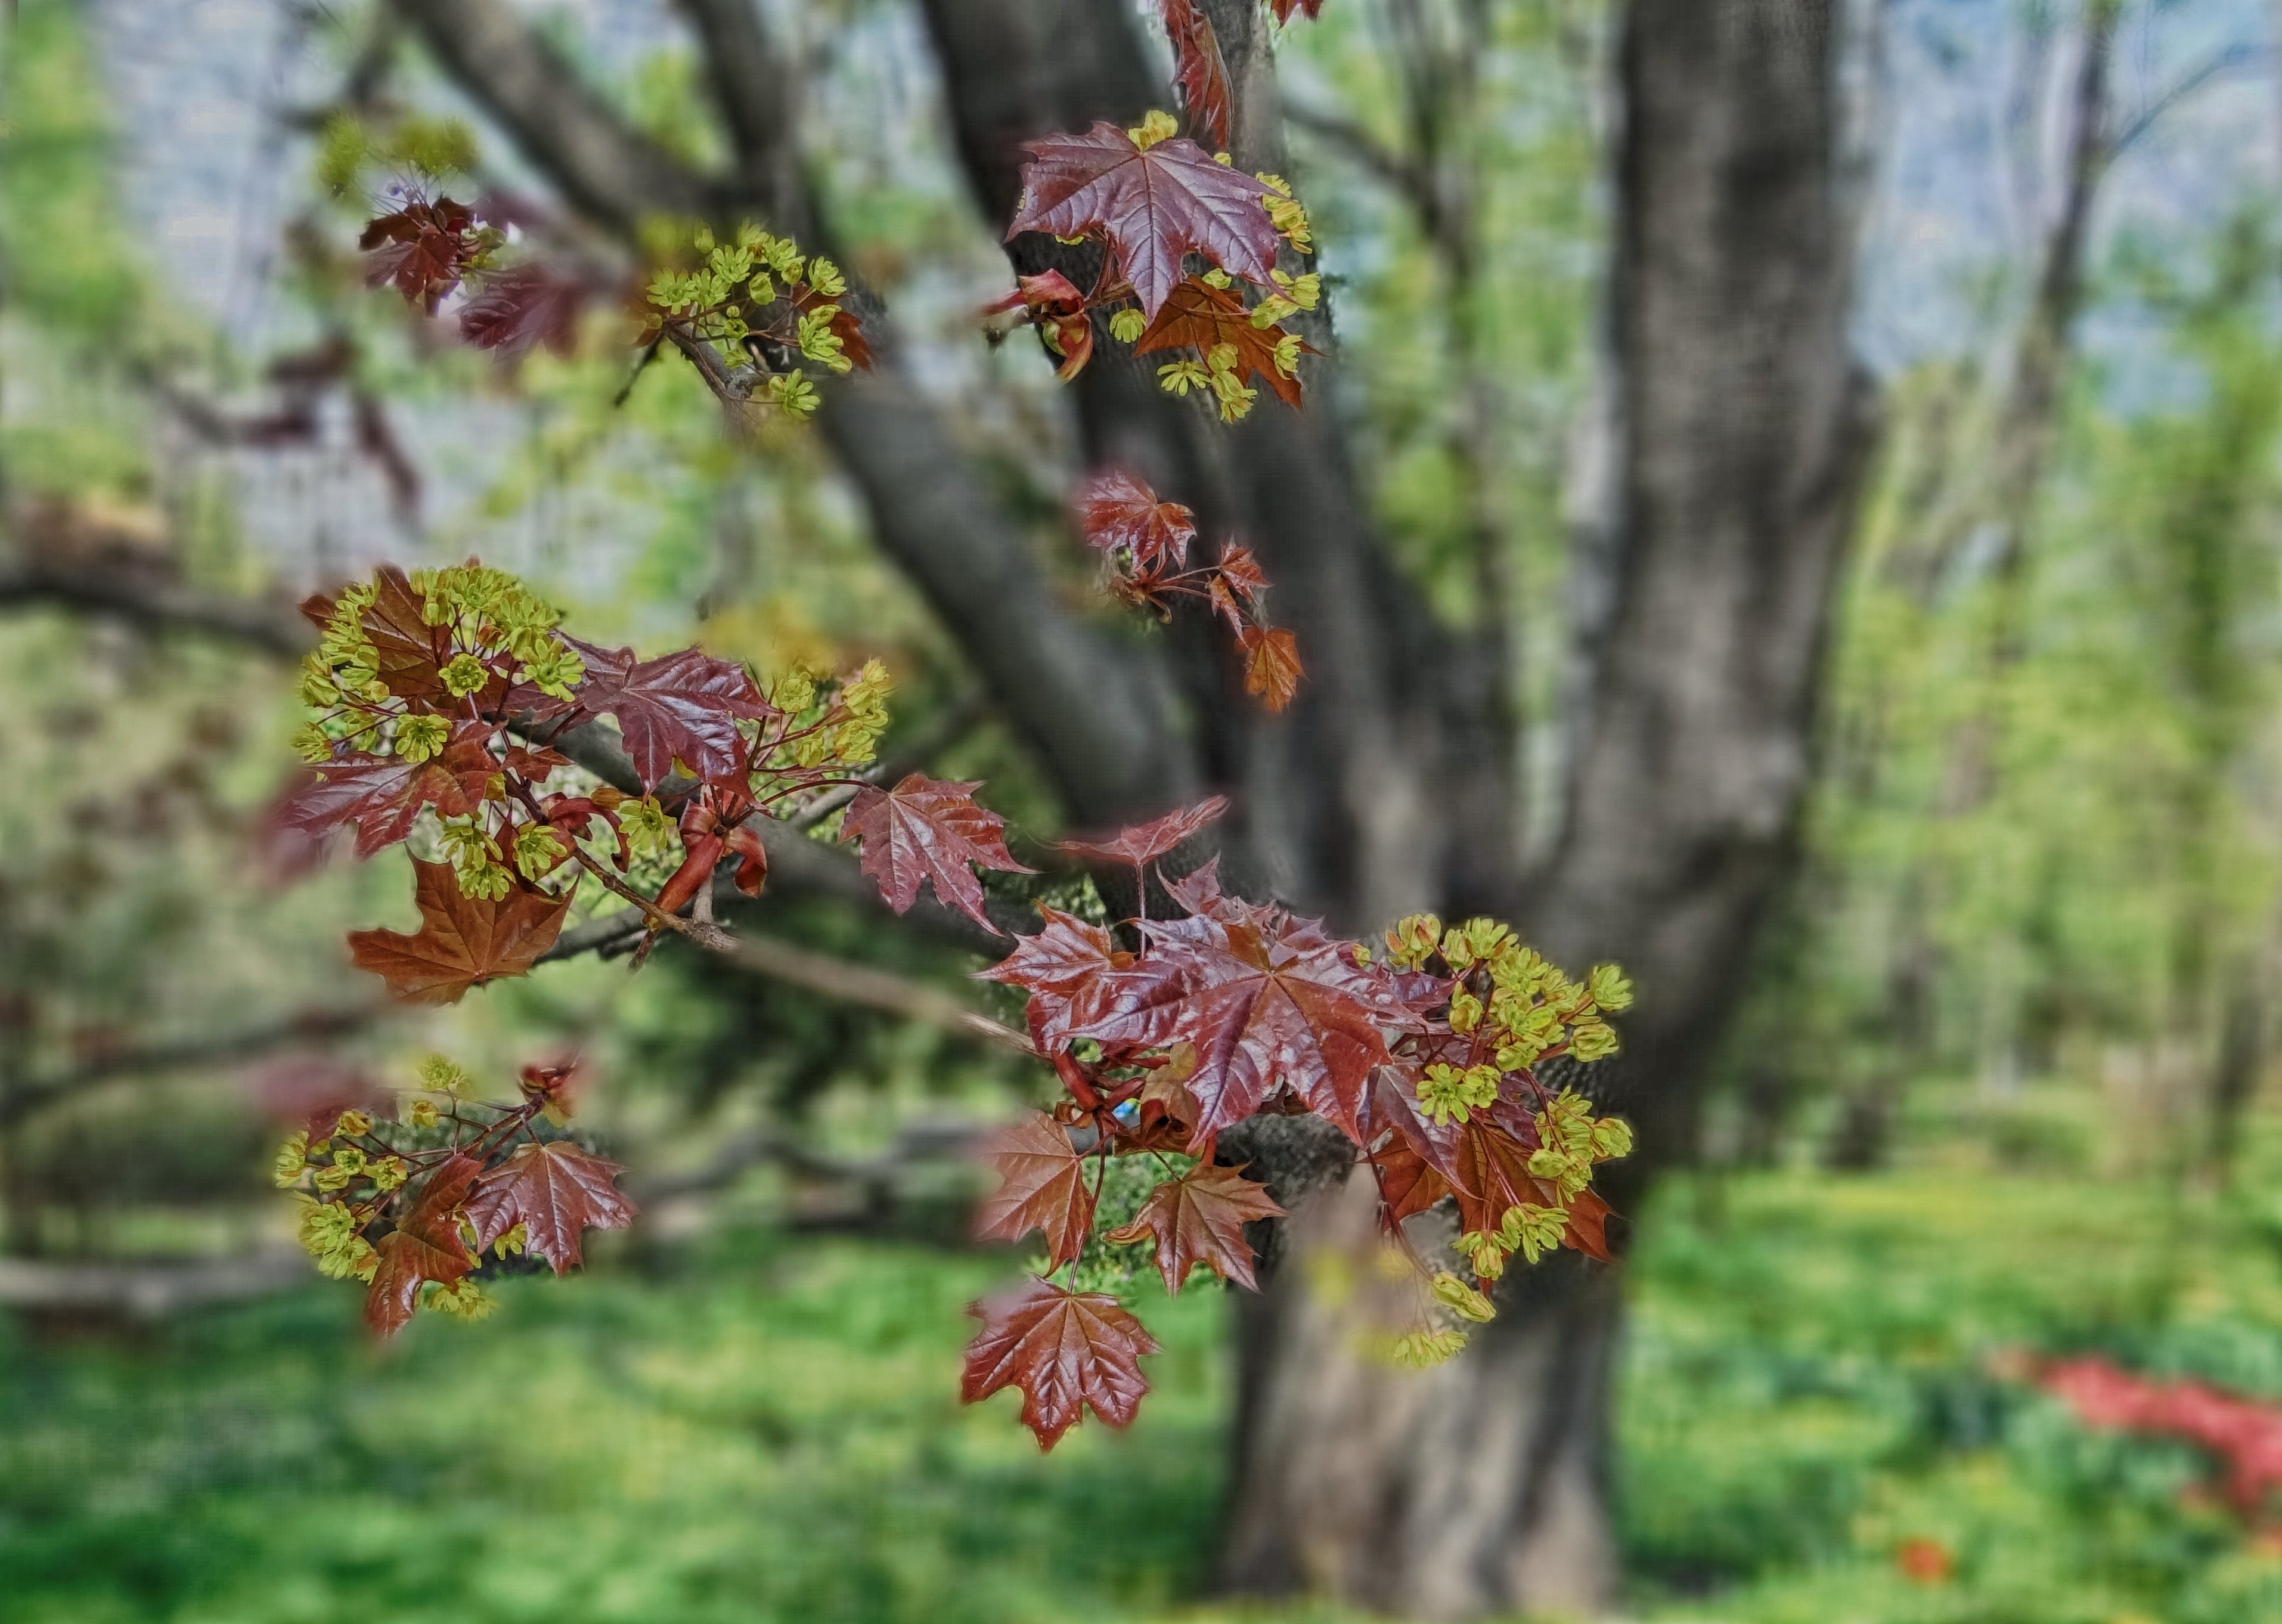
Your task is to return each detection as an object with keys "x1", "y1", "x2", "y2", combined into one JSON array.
[
  {"x1": 386, "y1": 0, "x2": 714, "y2": 231},
  {"x1": 0, "y1": 1250, "x2": 311, "y2": 1319},
  {"x1": 2110, "y1": 42, "x2": 2261, "y2": 159},
  {"x1": 1, "y1": 1005, "x2": 383, "y2": 1131},
  {"x1": 0, "y1": 548, "x2": 311, "y2": 659}
]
